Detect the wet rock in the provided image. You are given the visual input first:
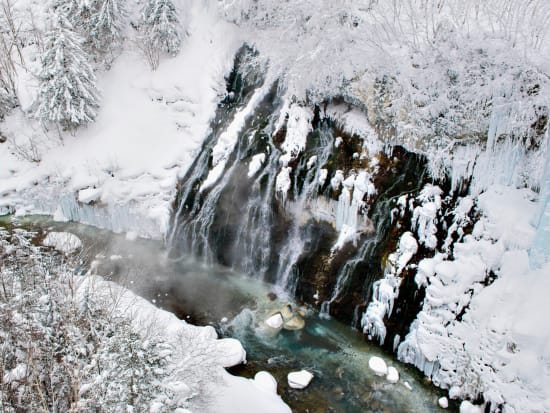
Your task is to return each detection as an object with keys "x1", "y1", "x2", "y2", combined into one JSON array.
[
  {"x1": 267, "y1": 292, "x2": 277, "y2": 301},
  {"x1": 287, "y1": 369, "x2": 314, "y2": 389},
  {"x1": 283, "y1": 314, "x2": 305, "y2": 330}
]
